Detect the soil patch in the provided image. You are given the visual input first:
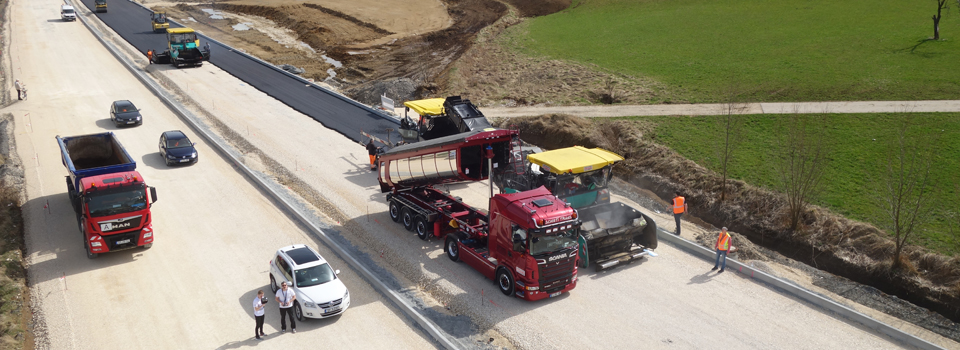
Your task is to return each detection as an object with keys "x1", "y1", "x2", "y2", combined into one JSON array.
[
  {"x1": 495, "y1": 114, "x2": 960, "y2": 342},
  {"x1": 440, "y1": 10, "x2": 669, "y2": 107},
  {"x1": 502, "y1": 0, "x2": 571, "y2": 17}
]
